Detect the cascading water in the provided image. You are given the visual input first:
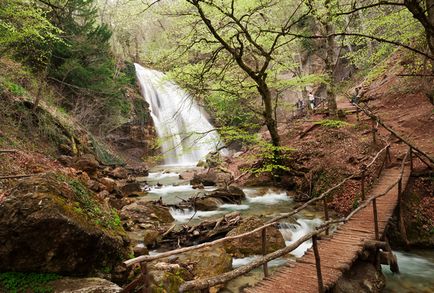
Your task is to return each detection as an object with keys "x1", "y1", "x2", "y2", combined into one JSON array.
[{"x1": 135, "y1": 63, "x2": 223, "y2": 165}]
